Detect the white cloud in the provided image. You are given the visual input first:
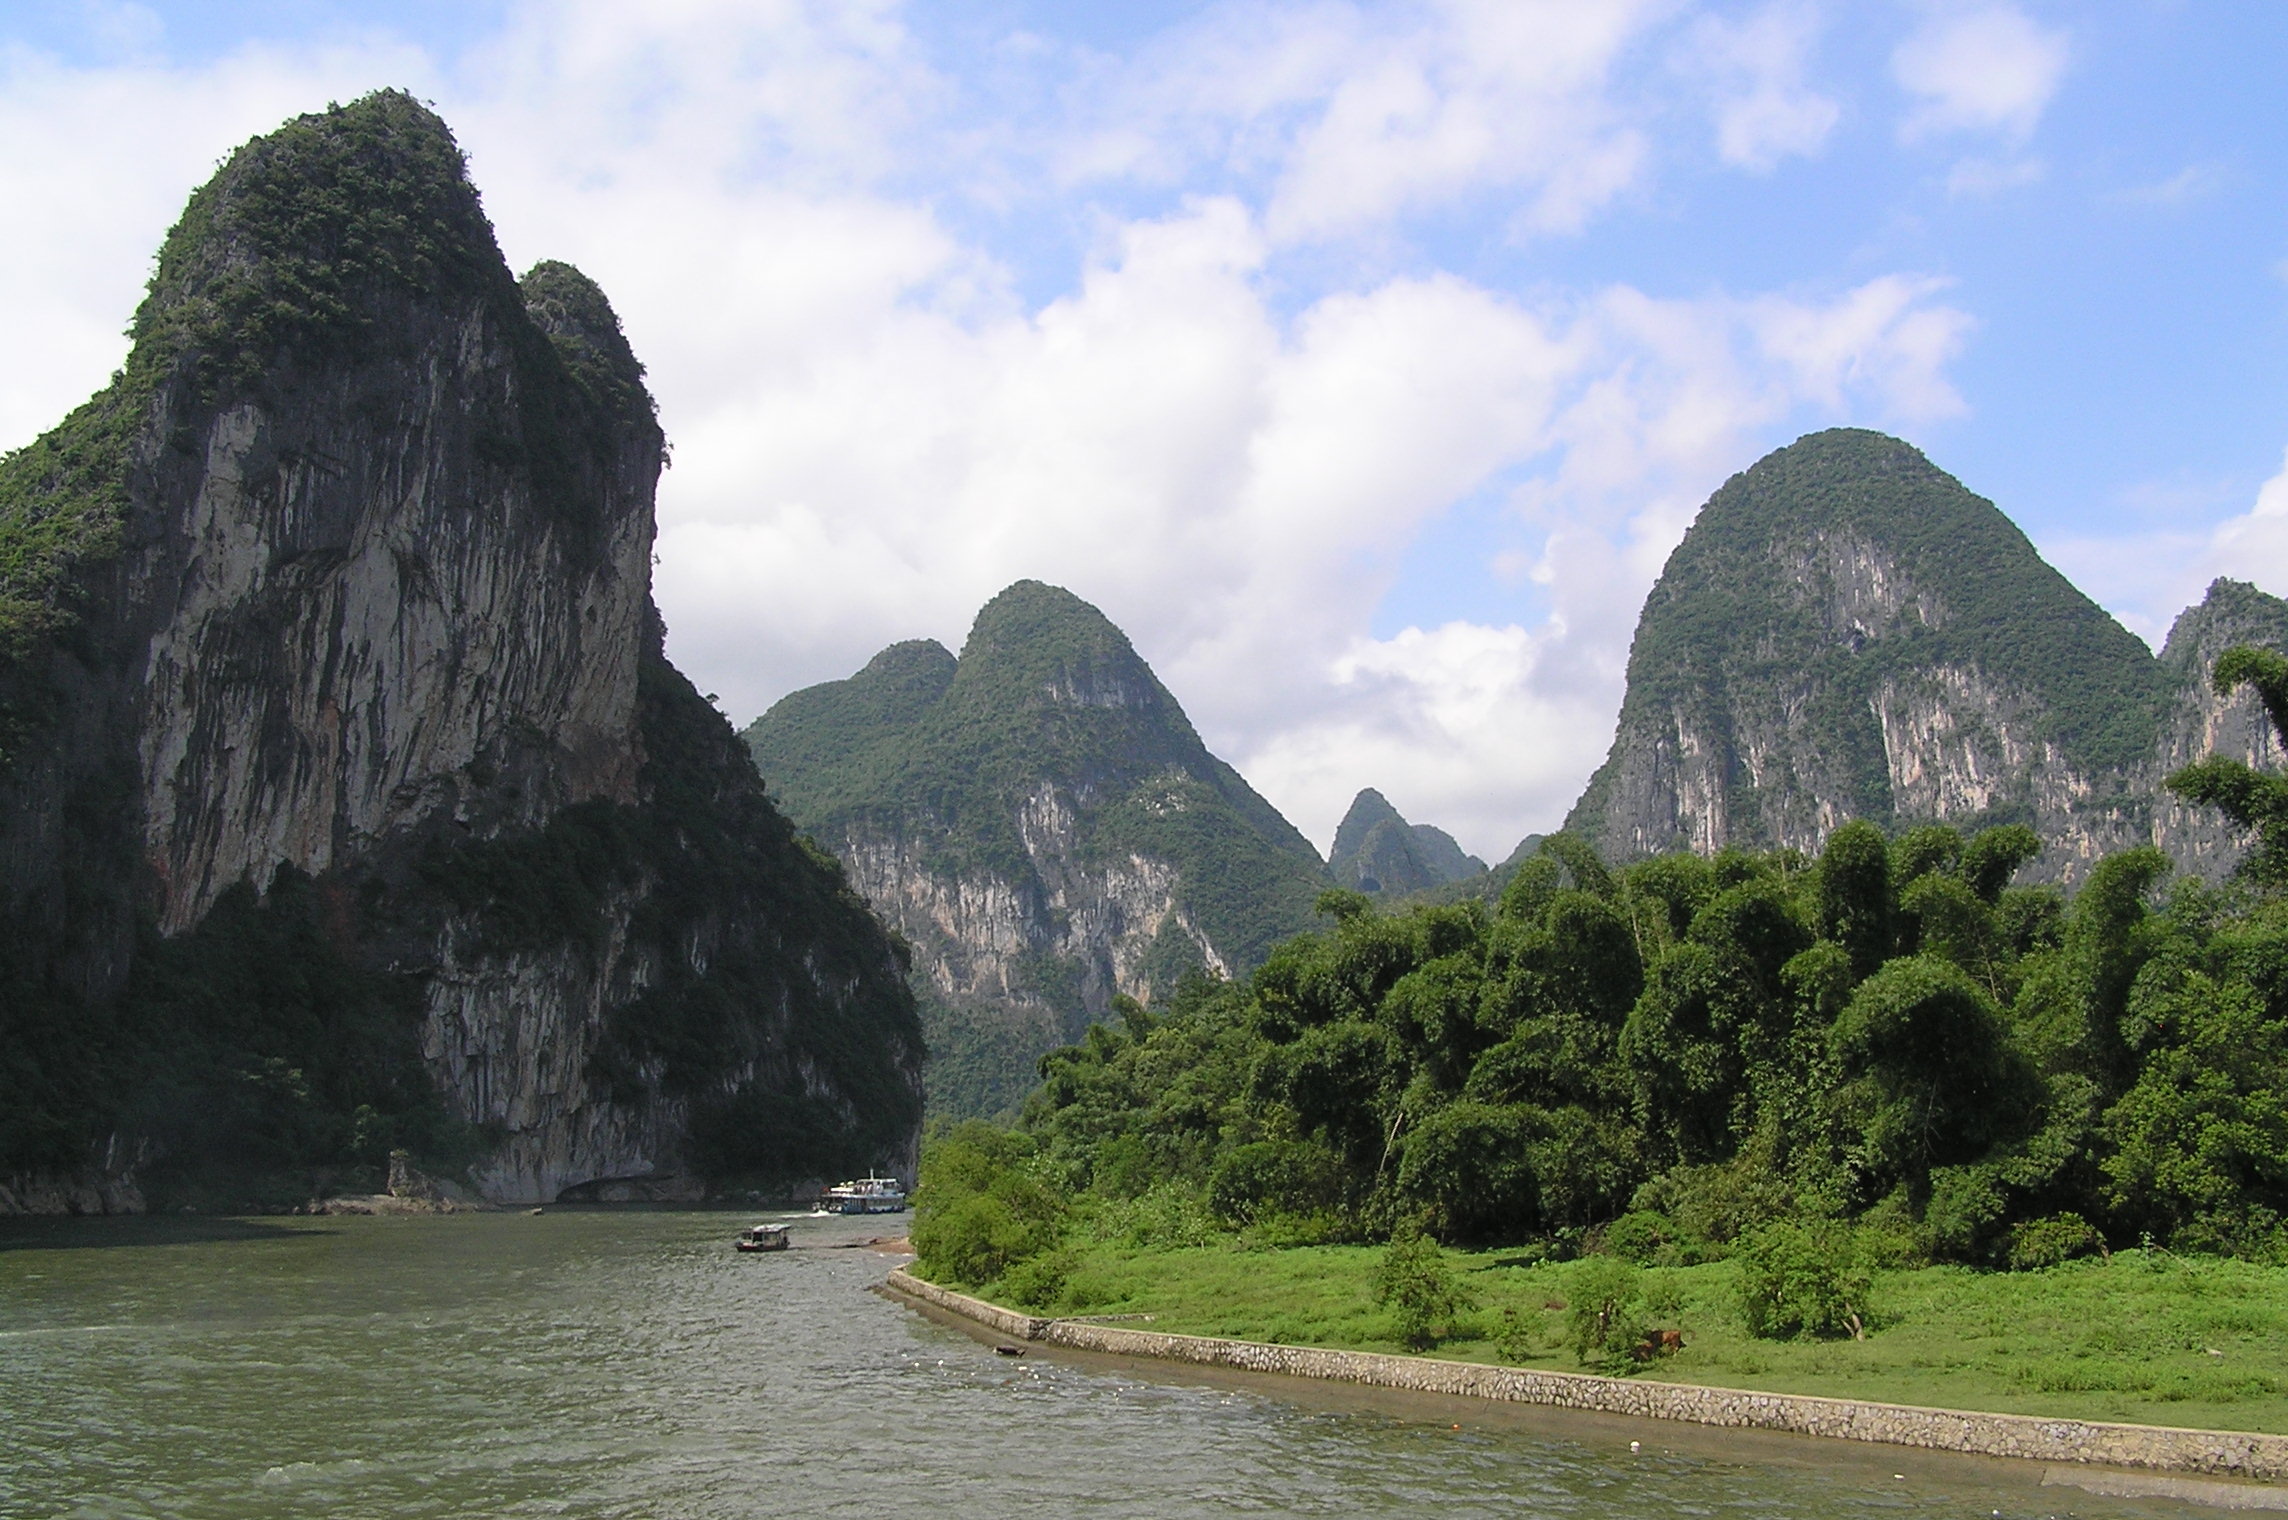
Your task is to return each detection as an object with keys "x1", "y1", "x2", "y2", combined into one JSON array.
[
  {"x1": 1943, "y1": 154, "x2": 2044, "y2": 197},
  {"x1": 1684, "y1": 1, "x2": 1840, "y2": 172},
  {"x1": 2106, "y1": 162, "x2": 2225, "y2": 209},
  {"x1": 2045, "y1": 450, "x2": 2288, "y2": 652},
  {"x1": 0, "y1": 37, "x2": 435, "y2": 451},
  {"x1": 1230, "y1": 274, "x2": 1975, "y2": 853},
  {"x1": 1055, "y1": 0, "x2": 1664, "y2": 245},
  {"x1": 1893, "y1": 3, "x2": 2068, "y2": 144},
  {"x1": 0, "y1": 0, "x2": 1985, "y2": 861}
]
